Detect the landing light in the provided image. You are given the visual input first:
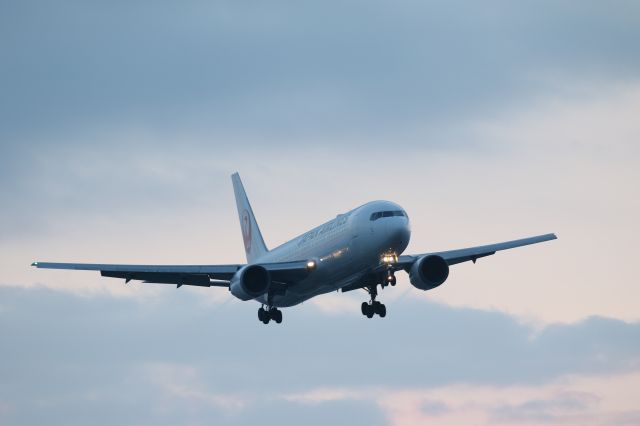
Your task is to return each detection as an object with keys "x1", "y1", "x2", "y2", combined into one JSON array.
[
  {"x1": 306, "y1": 260, "x2": 316, "y2": 270},
  {"x1": 381, "y1": 253, "x2": 398, "y2": 265}
]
